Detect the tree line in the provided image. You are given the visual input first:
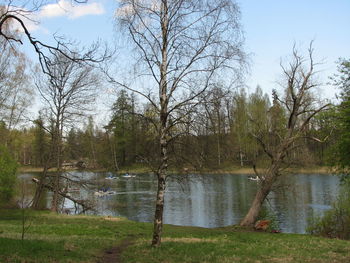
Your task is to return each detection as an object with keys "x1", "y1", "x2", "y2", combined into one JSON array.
[{"x1": 0, "y1": 84, "x2": 335, "y2": 171}]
